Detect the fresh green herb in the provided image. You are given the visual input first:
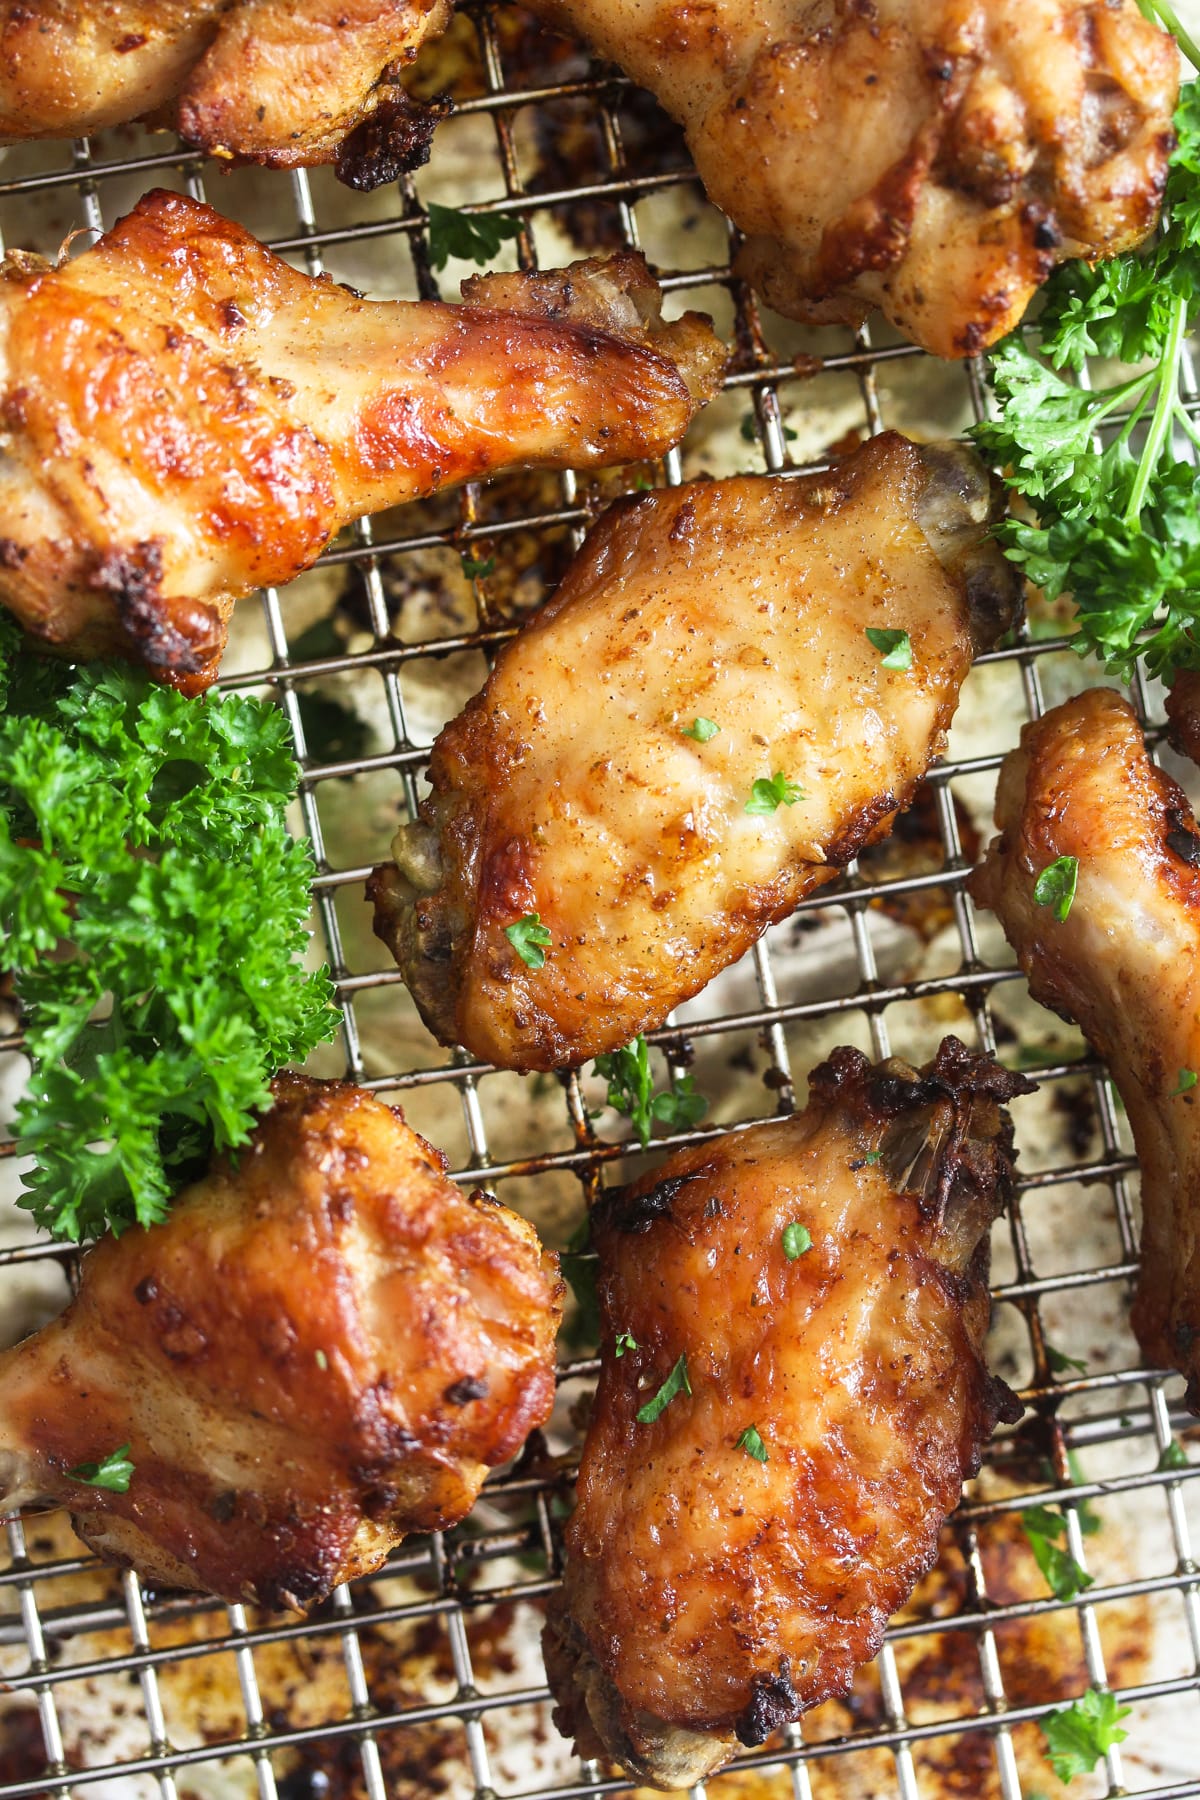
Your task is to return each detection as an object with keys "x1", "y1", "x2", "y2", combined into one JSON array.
[
  {"x1": 505, "y1": 912, "x2": 552, "y2": 969},
  {"x1": 592, "y1": 1034, "x2": 708, "y2": 1149},
  {"x1": 736, "y1": 1423, "x2": 769, "y2": 1462},
  {"x1": 975, "y1": 66, "x2": 1200, "y2": 680},
  {"x1": 1170, "y1": 1067, "x2": 1198, "y2": 1095},
  {"x1": 615, "y1": 1329, "x2": 638, "y2": 1358},
  {"x1": 426, "y1": 202, "x2": 524, "y2": 271},
  {"x1": 1158, "y1": 1437, "x2": 1190, "y2": 1470},
  {"x1": 1041, "y1": 1688, "x2": 1131, "y2": 1781},
  {"x1": 0, "y1": 623, "x2": 337, "y2": 1242},
  {"x1": 1066, "y1": 1452, "x2": 1103, "y2": 1536},
  {"x1": 1020, "y1": 1505, "x2": 1095, "y2": 1601},
  {"x1": 636, "y1": 1352, "x2": 691, "y2": 1424},
  {"x1": 67, "y1": 1444, "x2": 135, "y2": 1493},
  {"x1": 681, "y1": 717, "x2": 719, "y2": 743},
  {"x1": 781, "y1": 1221, "x2": 812, "y2": 1261},
  {"x1": 314, "y1": 1349, "x2": 329, "y2": 1372},
  {"x1": 740, "y1": 413, "x2": 798, "y2": 444},
  {"x1": 745, "y1": 772, "x2": 806, "y2": 815},
  {"x1": 1033, "y1": 855, "x2": 1079, "y2": 923},
  {"x1": 865, "y1": 627, "x2": 913, "y2": 671},
  {"x1": 864, "y1": 1149, "x2": 882, "y2": 1166},
  {"x1": 1046, "y1": 1342, "x2": 1089, "y2": 1376},
  {"x1": 561, "y1": 1216, "x2": 600, "y2": 1347},
  {"x1": 461, "y1": 553, "x2": 496, "y2": 580}
]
